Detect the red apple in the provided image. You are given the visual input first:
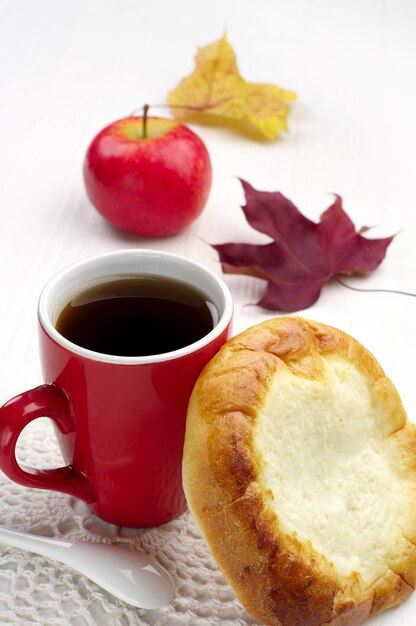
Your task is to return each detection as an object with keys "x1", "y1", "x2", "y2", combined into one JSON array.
[{"x1": 83, "y1": 116, "x2": 212, "y2": 237}]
